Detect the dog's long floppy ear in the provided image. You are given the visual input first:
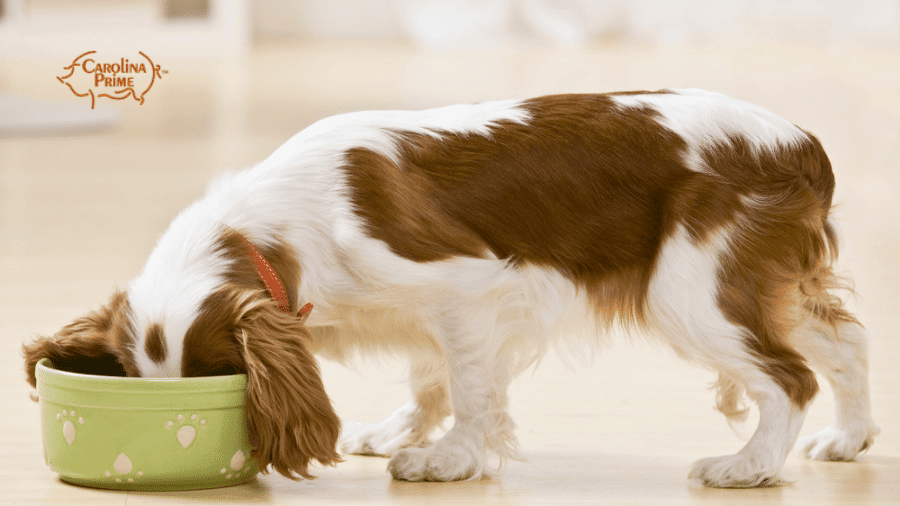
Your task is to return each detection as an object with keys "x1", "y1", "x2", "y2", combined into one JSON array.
[
  {"x1": 23, "y1": 290, "x2": 136, "y2": 388},
  {"x1": 237, "y1": 300, "x2": 342, "y2": 480}
]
